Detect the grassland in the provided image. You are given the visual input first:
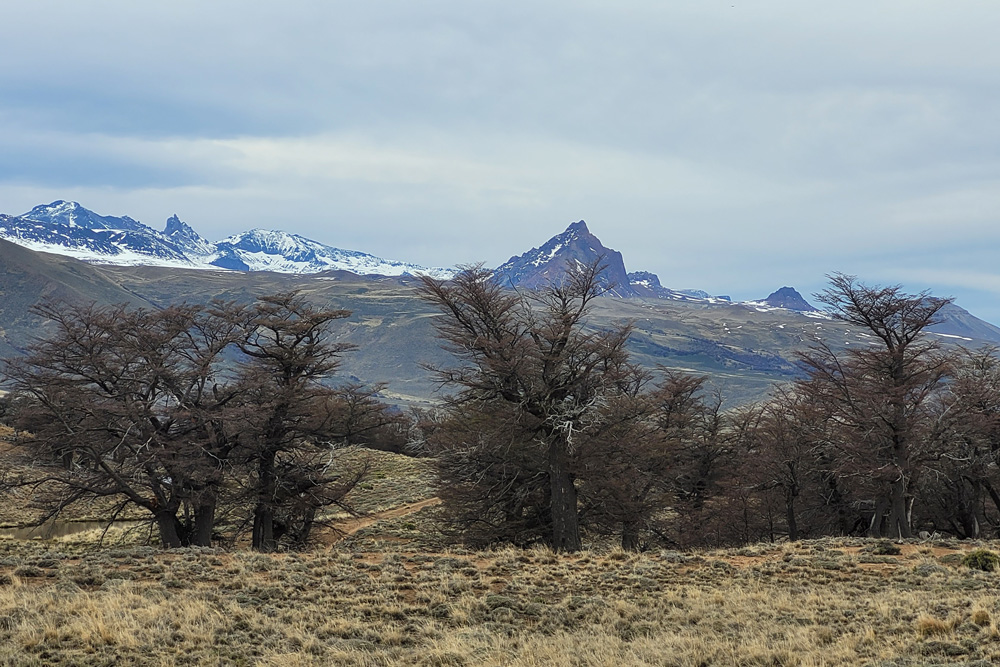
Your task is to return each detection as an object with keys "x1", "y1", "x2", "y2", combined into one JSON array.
[
  {"x1": 3, "y1": 529, "x2": 1000, "y2": 666},
  {"x1": 1, "y1": 448, "x2": 1000, "y2": 665}
]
